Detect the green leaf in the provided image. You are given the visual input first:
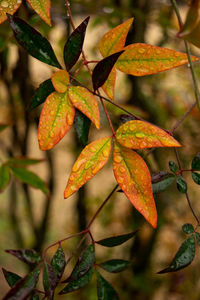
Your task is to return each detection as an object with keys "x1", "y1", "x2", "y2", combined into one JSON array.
[
  {"x1": 92, "y1": 51, "x2": 124, "y2": 91},
  {"x1": 7, "y1": 15, "x2": 61, "y2": 68},
  {"x1": 51, "y1": 245, "x2": 66, "y2": 283},
  {"x1": 3, "y1": 265, "x2": 41, "y2": 300},
  {"x1": 176, "y1": 175, "x2": 187, "y2": 193},
  {"x1": 195, "y1": 232, "x2": 200, "y2": 245},
  {"x1": 5, "y1": 249, "x2": 42, "y2": 265},
  {"x1": 182, "y1": 223, "x2": 194, "y2": 234},
  {"x1": 43, "y1": 261, "x2": 57, "y2": 300},
  {"x1": 62, "y1": 244, "x2": 95, "y2": 283},
  {"x1": 96, "y1": 230, "x2": 138, "y2": 247},
  {"x1": 152, "y1": 173, "x2": 175, "y2": 194},
  {"x1": 28, "y1": 79, "x2": 55, "y2": 111},
  {"x1": 64, "y1": 17, "x2": 90, "y2": 71},
  {"x1": 158, "y1": 235, "x2": 196, "y2": 273},
  {"x1": 97, "y1": 271, "x2": 119, "y2": 300},
  {"x1": 0, "y1": 124, "x2": 8, "y2": 132},
  {"x1": 74, "y1": 109, "x2": 91, "y2": 146},
  {"x1": 59, "y1": 268, "x2": 94, "y2": 294},
  {"x1": 9, "y1": 166, "x2": 49, "y2": 195},
  {"x1": 98, "y1": 259, "x2": 130, "y2": 273},
  {"x1": 192, "y1": 153, "x2": 200, "y2": 170},
  {"x1": 169, "y1": 161, "x2": 179, "y2": 173},
  {"x1": 0, "y1": 165, "x2": 10, "y2": 192},
  {"x1": 192, "y1": 172, "x2": 200, "y2": 184},
  {"x1": 2, "y1": 268, "x2": 21, "y2": 287},
  {"x1": 6, "y1": 157, "x2": 44, "y2": 167}
]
